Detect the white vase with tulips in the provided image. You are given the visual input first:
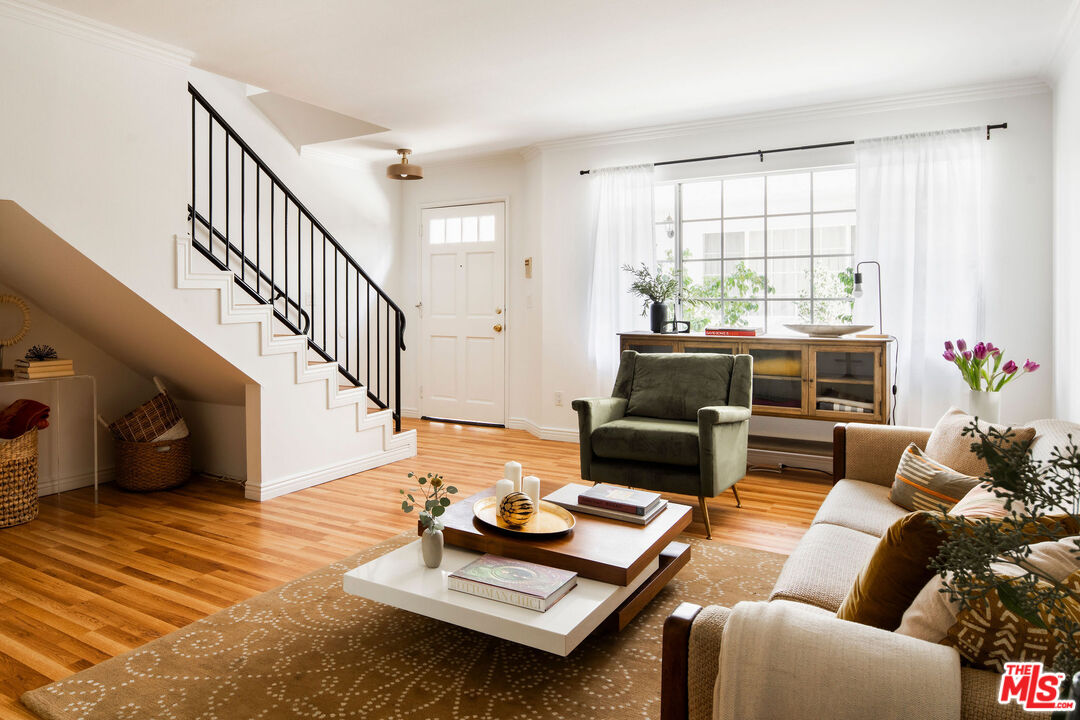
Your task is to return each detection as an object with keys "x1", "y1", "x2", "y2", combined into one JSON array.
[{"x1": 942, "y1": 339, "x2": 1039, "y2": 424}]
